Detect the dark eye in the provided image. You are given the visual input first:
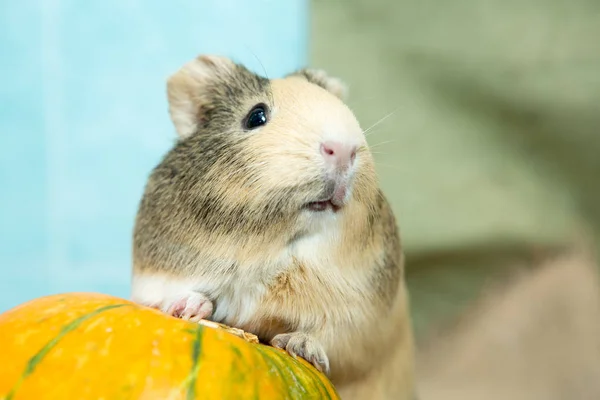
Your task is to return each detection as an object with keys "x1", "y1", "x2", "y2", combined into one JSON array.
[{"x1": 244, "y1": 104, "x2": 268, "y2": 130}]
